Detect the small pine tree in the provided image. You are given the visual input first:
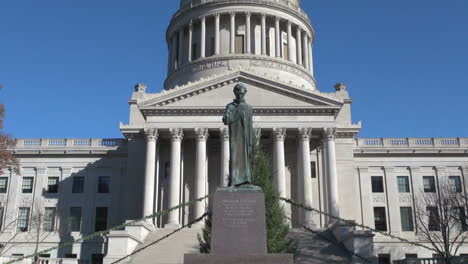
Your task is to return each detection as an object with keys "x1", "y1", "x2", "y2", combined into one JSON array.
[{"x1": 198, "y1": 140, "x2": 293, "y2": 254}]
